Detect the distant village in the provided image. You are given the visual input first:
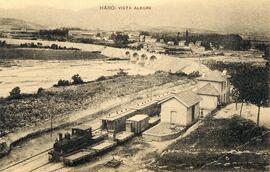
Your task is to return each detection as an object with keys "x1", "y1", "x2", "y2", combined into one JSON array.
[{"x1": 0, "y1": 25, "x2": 269, "y2": 57}]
